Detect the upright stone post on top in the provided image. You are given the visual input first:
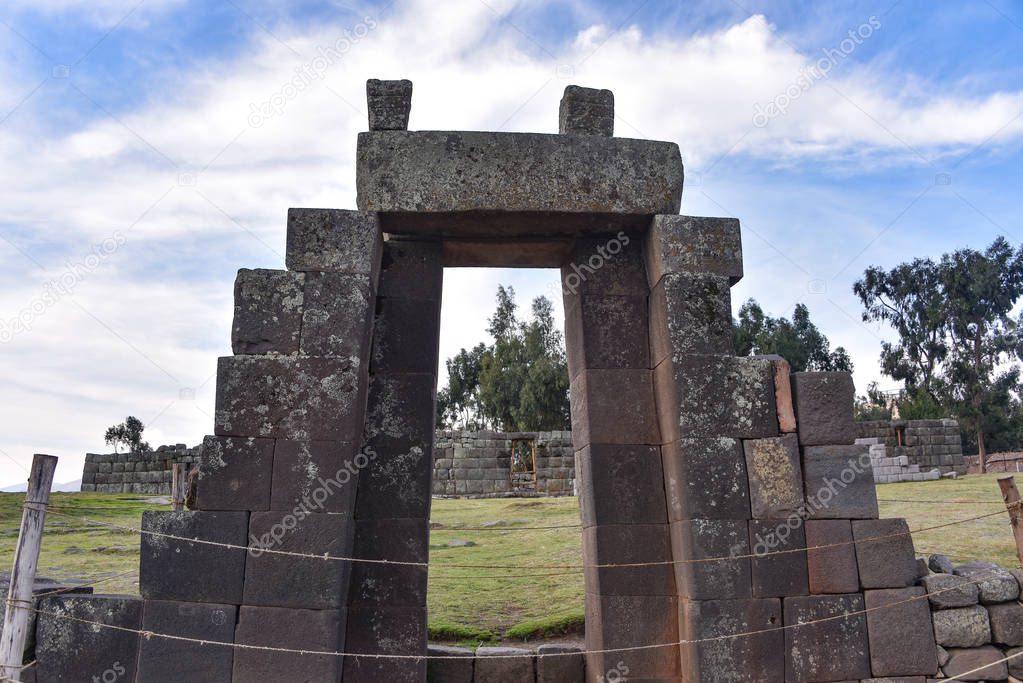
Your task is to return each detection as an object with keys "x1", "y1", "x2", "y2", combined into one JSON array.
[
  {"x1": 559, "y1": 85, "x2": 614, "y2": 136},
  {"x1": 367, "y1": 78, "x2": 413, "y2": 131}
]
